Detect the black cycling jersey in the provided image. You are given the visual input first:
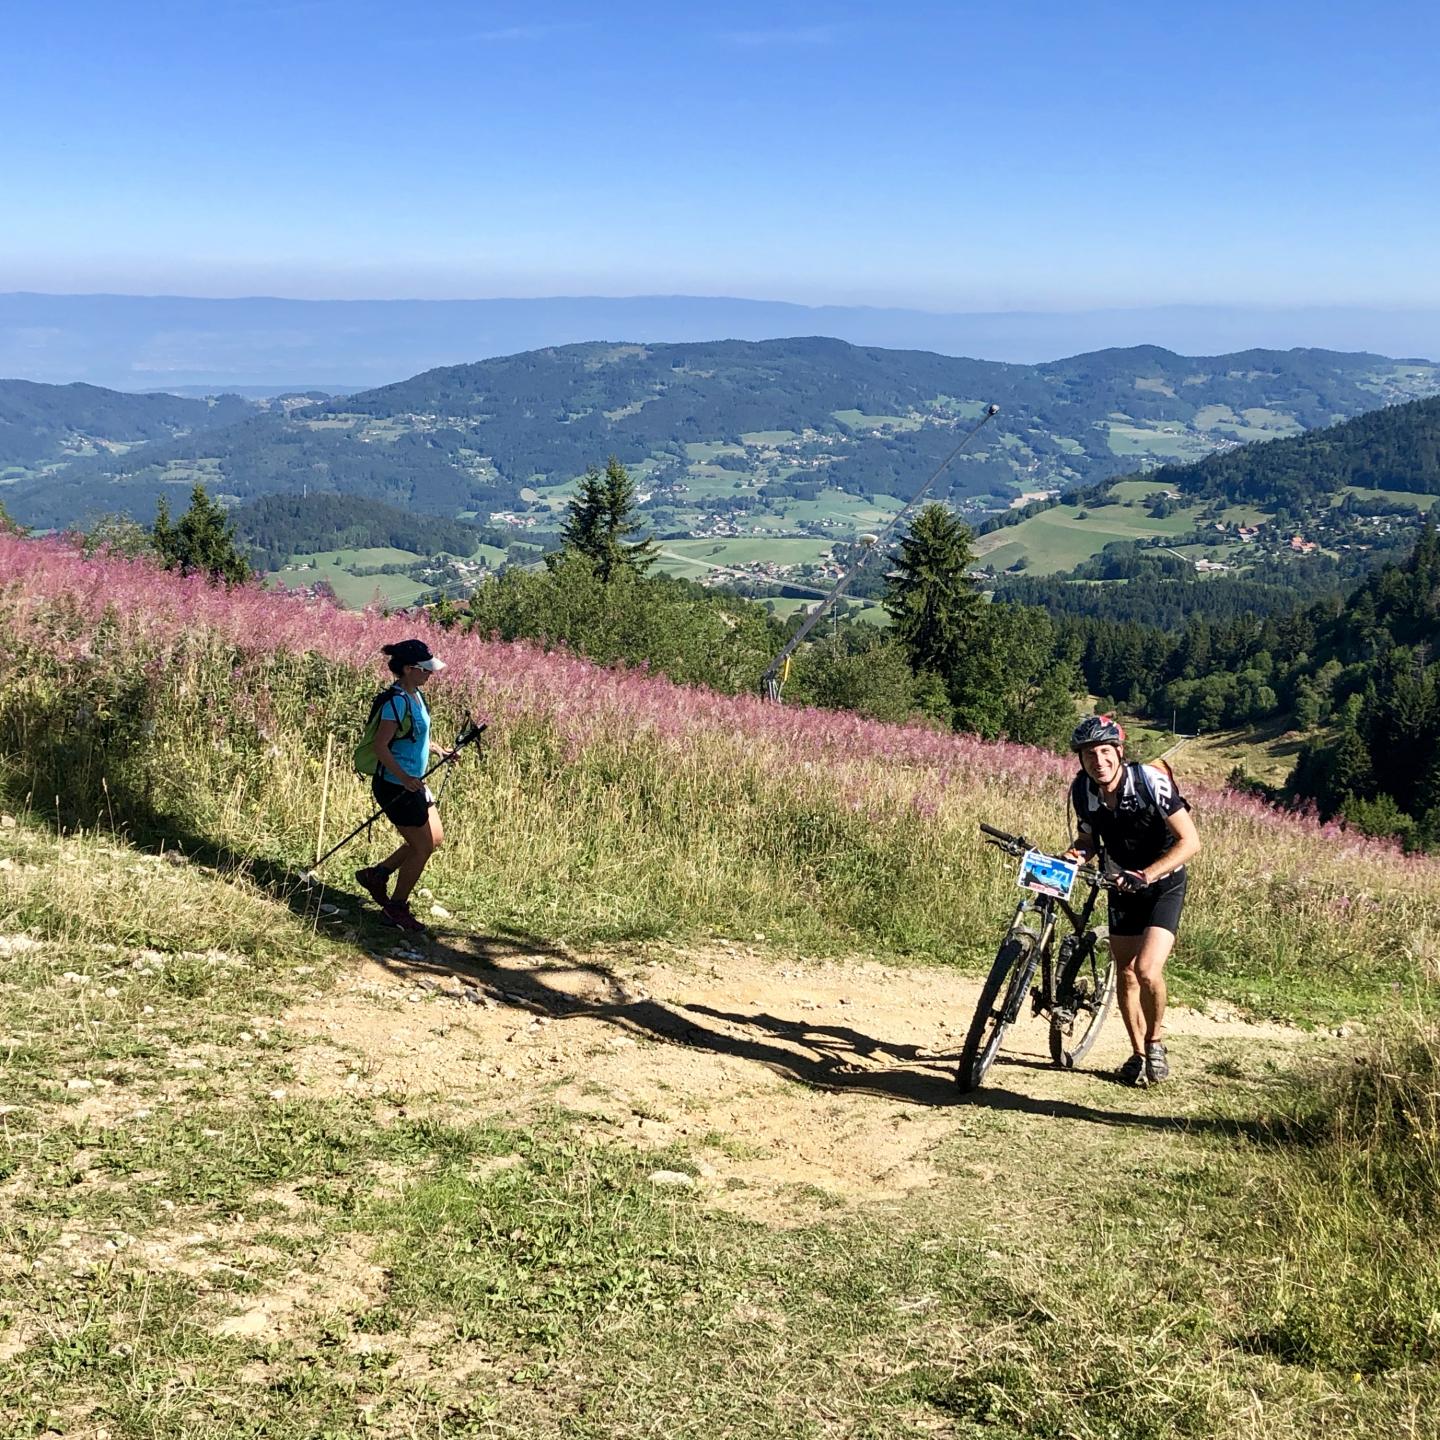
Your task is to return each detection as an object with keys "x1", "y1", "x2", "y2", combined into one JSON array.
[{"x1": 1069, "y1": 762, "x2": 1190, "y2": 871}]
